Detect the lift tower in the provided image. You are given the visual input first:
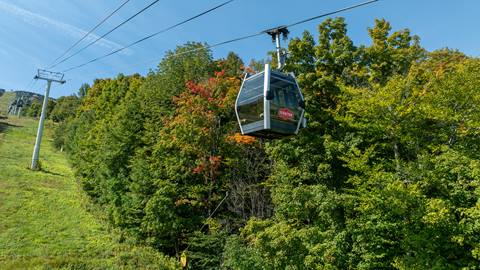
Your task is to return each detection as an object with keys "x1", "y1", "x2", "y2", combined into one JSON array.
[{"x1": 31, "y1": 69, "x2": 66, "y2": 170}]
